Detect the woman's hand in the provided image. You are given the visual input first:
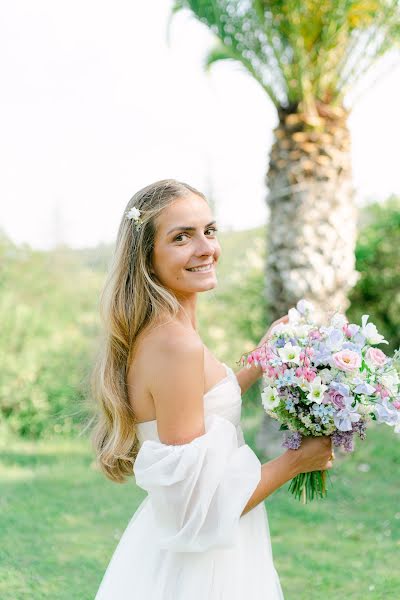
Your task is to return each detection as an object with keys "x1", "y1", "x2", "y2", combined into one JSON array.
[
  {"x1": 237, "y1": 314, "x2": 290, "y2": 393},
  {"x1": 257, "y1": 314, "x2": 289, "y2": 348},
  {"x1": 285, "y1": 436, "x2": 334, "y2": 476}
]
